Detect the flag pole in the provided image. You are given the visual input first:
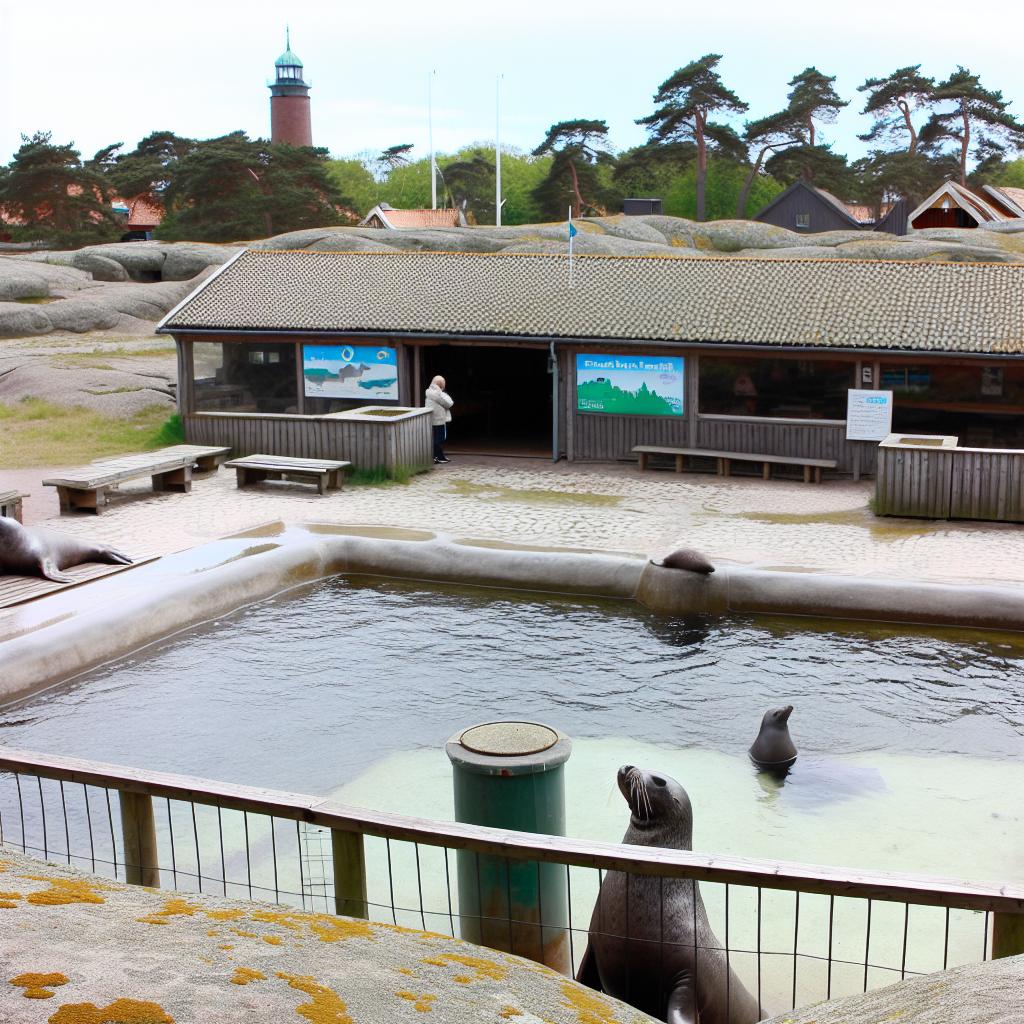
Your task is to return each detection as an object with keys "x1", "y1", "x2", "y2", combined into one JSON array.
[
  {"x1": 428, "y1": 70, "x2": 437, "y2": 210},
  {"x1": 568, "y1": 205, "x2": 574, "y2": 289},
  {"x1": 495, "y1": 74, "x2": 503, "y2": 227}
]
